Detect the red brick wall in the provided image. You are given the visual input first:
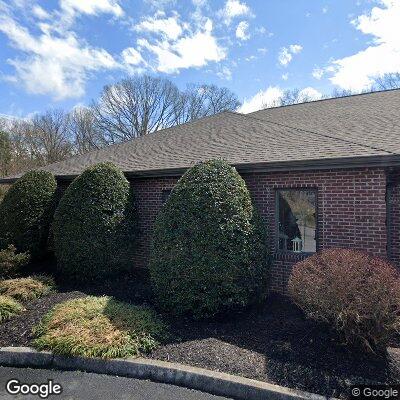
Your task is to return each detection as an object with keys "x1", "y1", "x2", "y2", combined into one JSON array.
[
  {"x1": 387, "y1": 169, "x2": 400, "y2": 268},
  {"x1": 129, "y1": 167, "x2": 388, "y2": 294},
  {"x1": 242, "y1": 168, "x2": 387, "y2": 293},
  {"x1": 131, "y1": 177, "x2": 179, "y2": 269}
]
